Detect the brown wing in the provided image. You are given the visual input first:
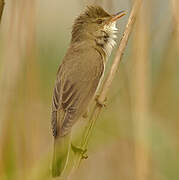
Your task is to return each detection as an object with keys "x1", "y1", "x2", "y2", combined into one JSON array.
[
  {"x1": 51, "y1": 75, "x2": 81, "y2": 137},
  {"x1": 51, "y1": 45, "x2": 104, "y2": 137},
  {"x1": 51, "y1": 65, "x2": 62, "y2": 137}
]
